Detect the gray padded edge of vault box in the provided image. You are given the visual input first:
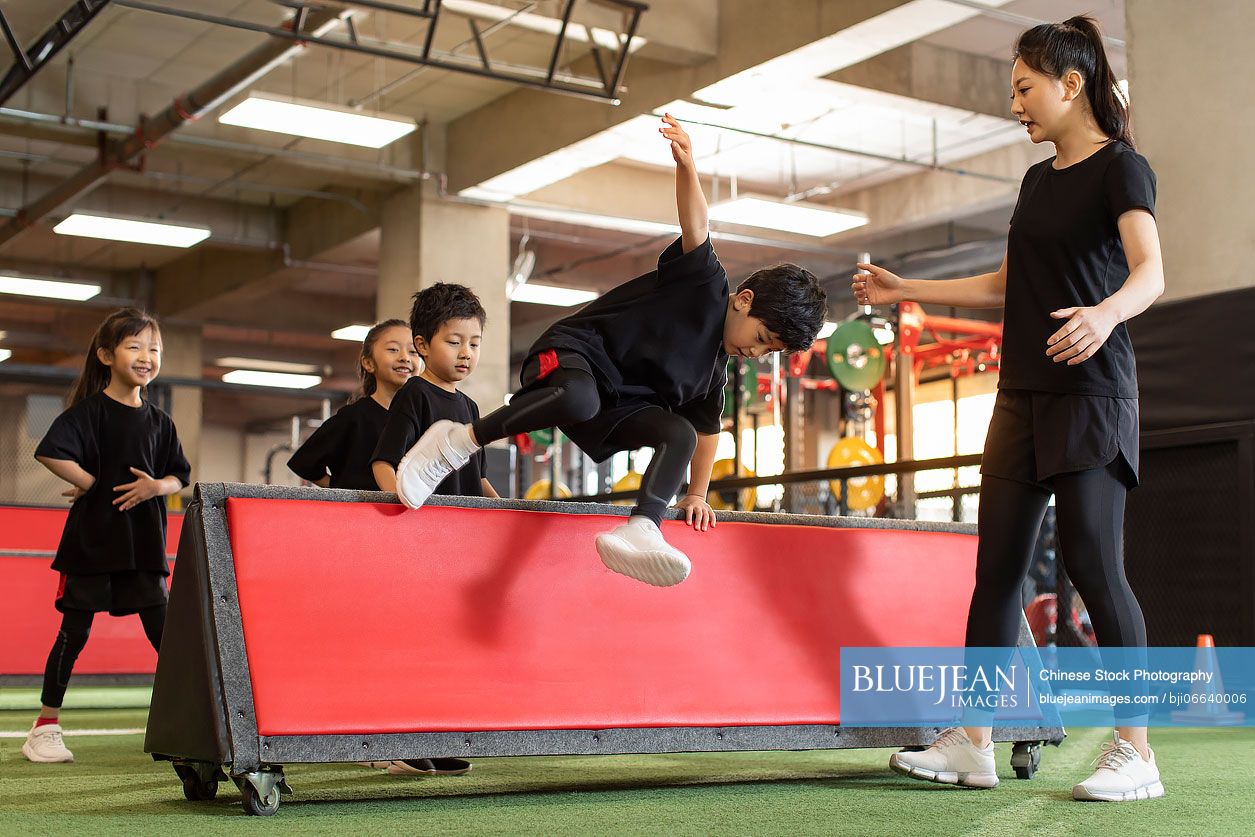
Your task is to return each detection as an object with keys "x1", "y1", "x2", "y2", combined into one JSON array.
[
  {"x1": 206, "y1": 482, "x2": 978, "y2": 536},
  {"x1": 261, "y1": 723, "x2": 1064, "y2": 765},
  {"x1": 194, "y1": 484, "x2": 264, "y2": 773}
]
